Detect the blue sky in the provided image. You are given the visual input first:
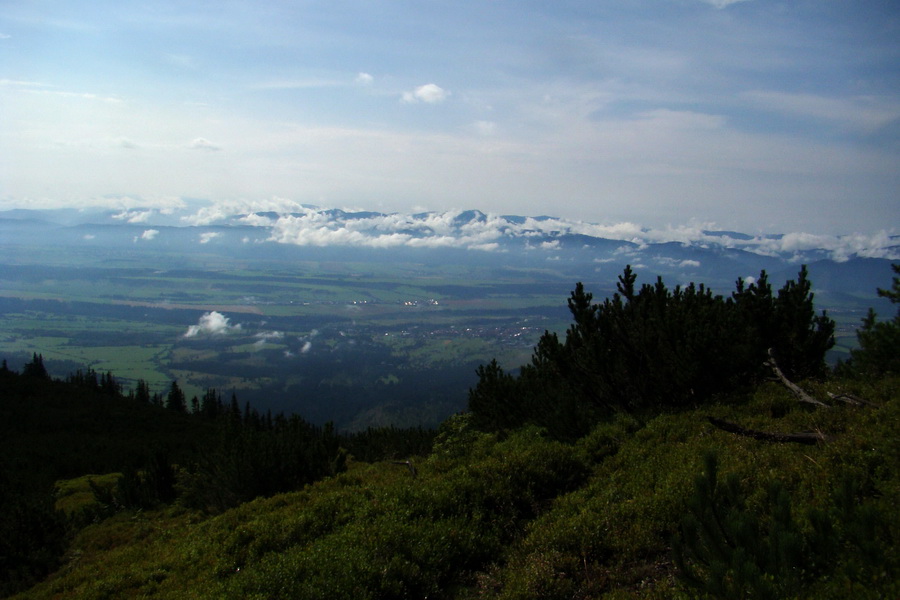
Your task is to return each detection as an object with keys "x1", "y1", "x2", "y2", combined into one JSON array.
[{"x1": 1, "y1": 0, "x2": 898, "y2": 234}]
